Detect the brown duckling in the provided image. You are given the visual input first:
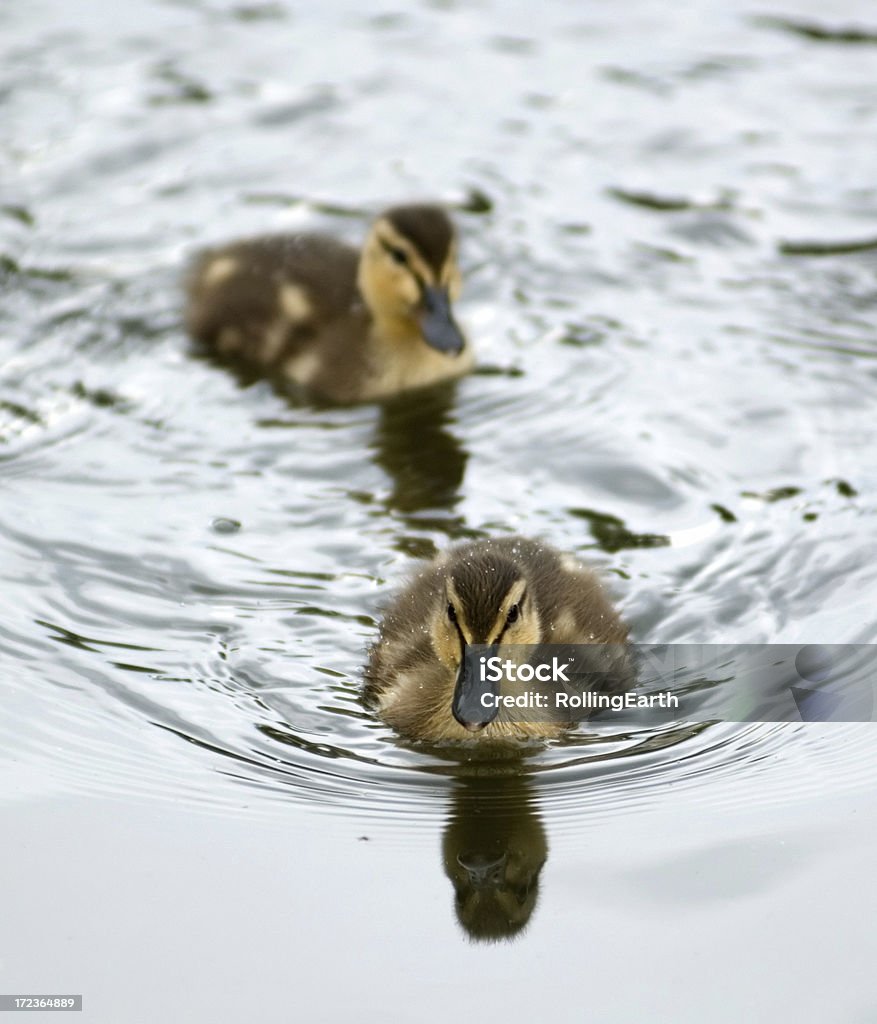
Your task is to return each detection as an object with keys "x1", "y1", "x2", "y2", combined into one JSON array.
[
  {"x1": 184, "y1": 204, "x2": 473, "y2": 403},
  {"x1": 364, "y1": 536, "x2": 631, "y2": 744}
]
